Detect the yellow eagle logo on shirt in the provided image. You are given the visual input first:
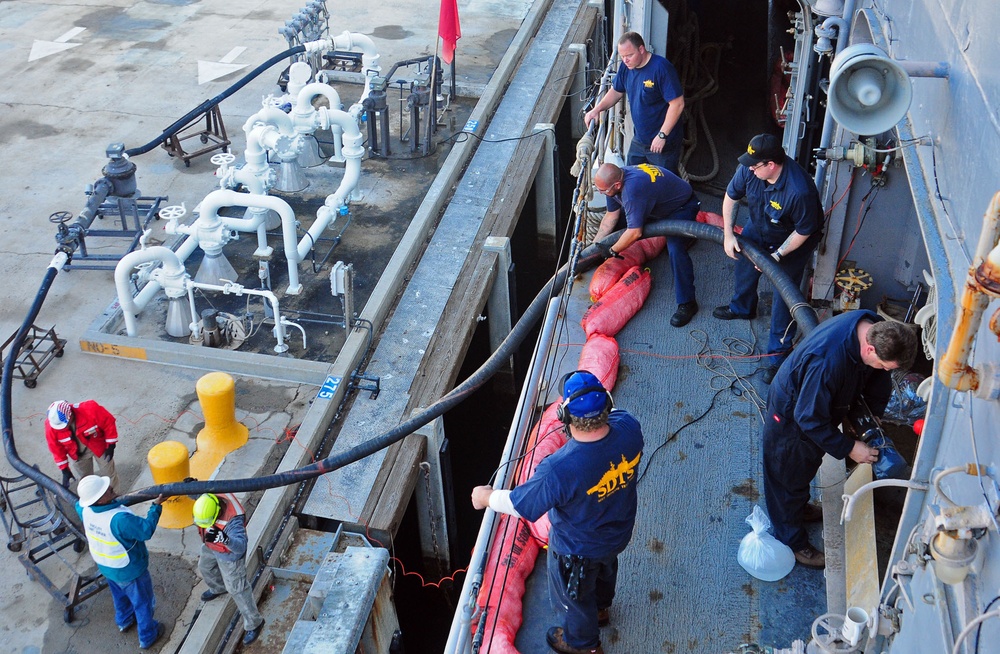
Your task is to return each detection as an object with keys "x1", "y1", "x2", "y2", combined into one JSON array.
[
  {"x1": 586, "y1": 452, "x2": 642, "y2": 501},
  {"x1": 769, "y1": 200, "x2": 782, "y2": 211},
  {"x1": 643, "y1": 80, "x2": 655, "y2": 88},
  {"x1": 637, "y1": 163, "x2": 664, "y2": 183}
]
